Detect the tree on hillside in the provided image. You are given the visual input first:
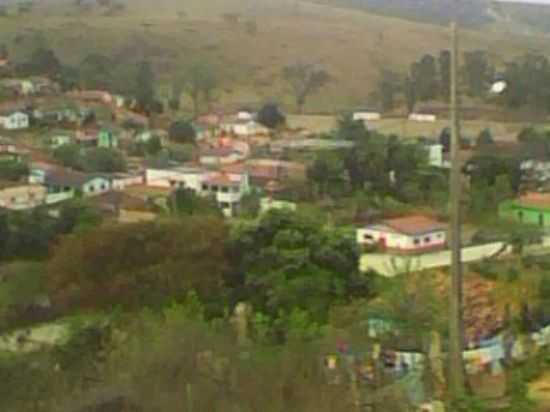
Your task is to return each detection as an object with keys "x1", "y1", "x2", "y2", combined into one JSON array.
[
  {"x1": 28, "y1": 48, "x2": 62, "y2": 77},
  {"x1": 403, "y1": 75, "x2": 417, "y2": 114},
  {"x1": 463, "y1": 50, "x2": 493, "y2": 98},
  {"x1": 477, "y1": 128, "x2": 494, "y2": 148},
  {"x1": 79, "y1": 54, "x2": 113, "y2": 90},
  {"x1": 282, "y1": 63, "x2": 330, "y2": 114},
  {"x1": 82, "y1": 148, "x2": 126, "y2": 173},
  {"x1": 168, "y1": 120, "x2": 196, "y2": 144},
  {"x1": 410, "y1": 54, "x2": 438, "y2": 102},
  {"x1": 377, "y1": 69, "x2": 400, "y2": 112},
  {"x1": 439, "y1": 49, "x2": 451, "y2": 100},
  {"x1": 48, "y1": 217, "x2": 229, "y2": 310},
  {"x1": 135, "y1": 60, "x2": 155, "y2": 114},
  {"x1": 185, "y1": 62, "x2": 218, "y2": 117},
  {"x1": 257, "y1": 103, "x2": 286, "y2": 129}
]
